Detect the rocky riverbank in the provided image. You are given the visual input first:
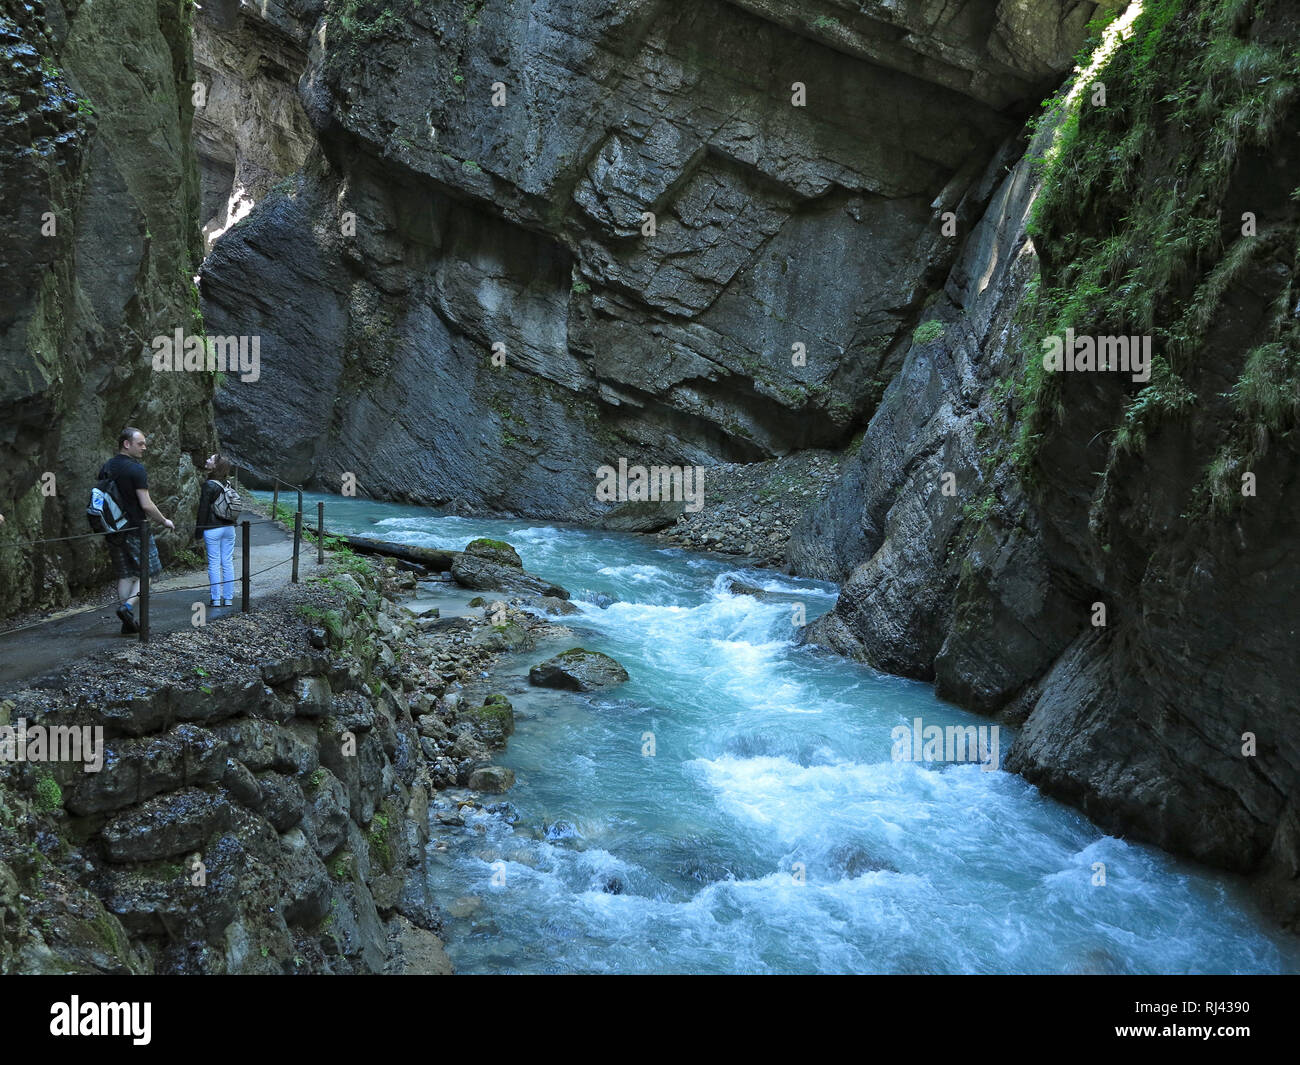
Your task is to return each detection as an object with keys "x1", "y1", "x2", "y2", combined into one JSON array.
[
  {"x1": 654, "y1": 451, "x2": 844, "y2": 568},
  {"x1": 0, "y1": 541, "x2": 583, "y2": 974}
]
